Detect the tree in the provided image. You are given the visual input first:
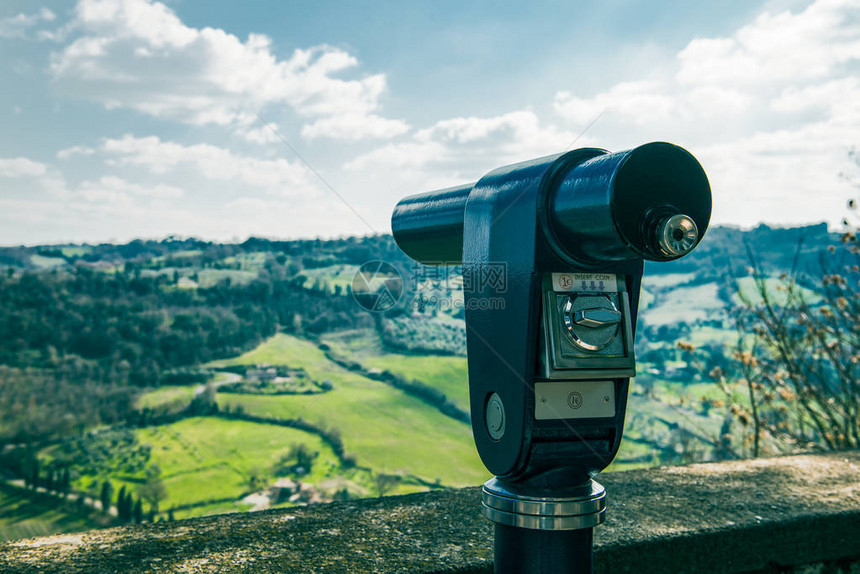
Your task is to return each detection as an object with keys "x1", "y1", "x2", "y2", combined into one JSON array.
[
  {"x1": 373, "y1": 473, "x2": 402, "y2": 497},
  {"x1": 275, "y1": 443, "x2": 316, "y2": 476},
  {"x1": 100, "y1": 480, "x2": 114, "y2": 514},
  {"x1": 718, "y1": 200, "x2": 858, "y2": 455},
  {"x1": 244, "y1": 467, "x2": 266, "y2": 492},
  {"x1": 333, "y1": 488, "x2": 350, "y2": 502},
  {"x1": 138, "y1": 466, "x2": 167, "y2": 516},
  {"x1": 116, "y1": 485, "x2": 129, "y2": 522},
  {"x1": 187, "y1": 382, "x2": 217, "y2": 415}
]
